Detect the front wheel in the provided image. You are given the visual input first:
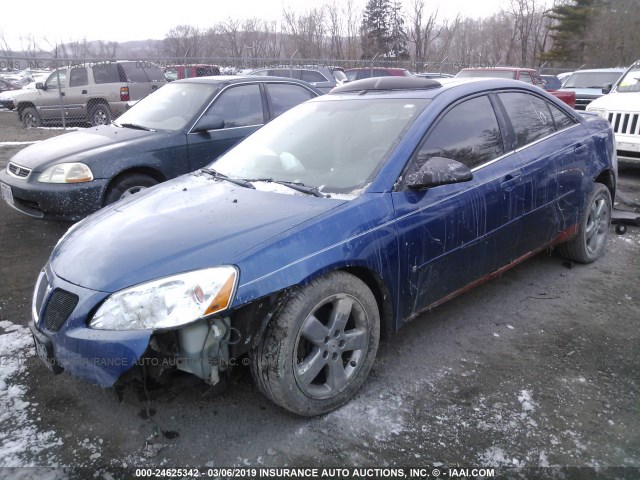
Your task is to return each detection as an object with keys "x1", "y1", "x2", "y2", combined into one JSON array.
[
  {"x1": 250, "y1": 271, "x2": 380, "y2": 416},
  {"x1": 88, "y1": 103, "x2": 112, "y2": 126},
  {"x1": 22, "y1": 107, "x2": 42, "y2": 128},
  {"x1": 558, "y1": 183, "x2": 612, "y2": 263},
  {"x1": 104, "y1": 173, "x2": 158, "y2": 206}
]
